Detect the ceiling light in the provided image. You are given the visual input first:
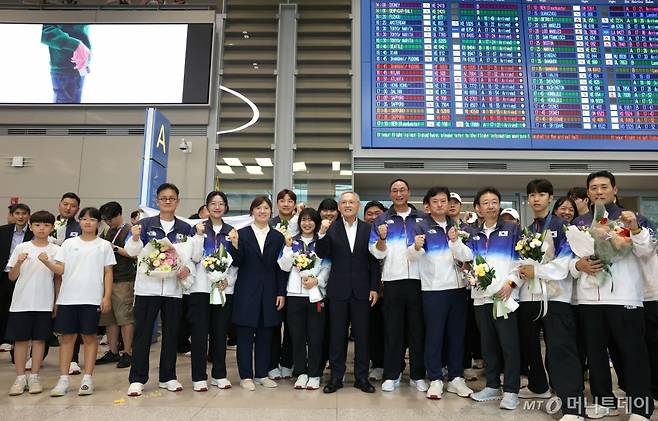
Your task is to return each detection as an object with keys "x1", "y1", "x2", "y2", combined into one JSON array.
[
  {"x1": 332, "y1": 161, "x2": 340, "y2": 171},
  {"x1": 340, "y1": 170, "x2": 352, "y2": 176},
  {"x1": 255, "y1": 158, "x2": 273, "y2": 167},
  {"x1": 245, "y1": 165, "x2": 263, "y2": 175},
  {"x1": 216, "y1": 165, "x2": 234, "y2": 174},
  {"x1": 223, "y1": 157, "x2": 243, "y2": 167},
  {"x1": 293, "y1": 162, "x2": 307, "y2": 172}
]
